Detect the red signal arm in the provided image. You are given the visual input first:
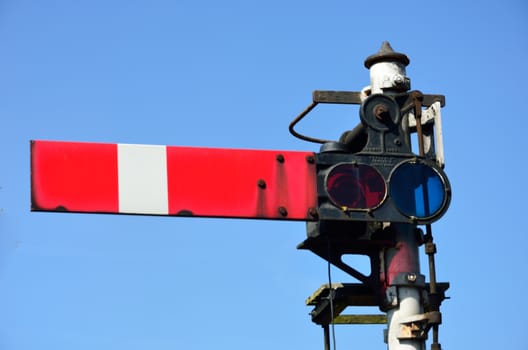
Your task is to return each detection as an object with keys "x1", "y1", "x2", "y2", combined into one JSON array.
[{"x1": 31, "y1": 140, "x2": 318, "y2": 221}]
